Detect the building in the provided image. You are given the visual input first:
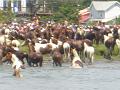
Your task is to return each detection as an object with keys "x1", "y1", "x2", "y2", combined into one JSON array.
[
  {"x1": 0, "y1": 0, "x2": 27, "y2": 13},
  {"x1": 0, "y1": 0, "x2": 53, "y2": 16},
  {"x1": 89, "y1": 1, "x2": 120, "y2": 22}
]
